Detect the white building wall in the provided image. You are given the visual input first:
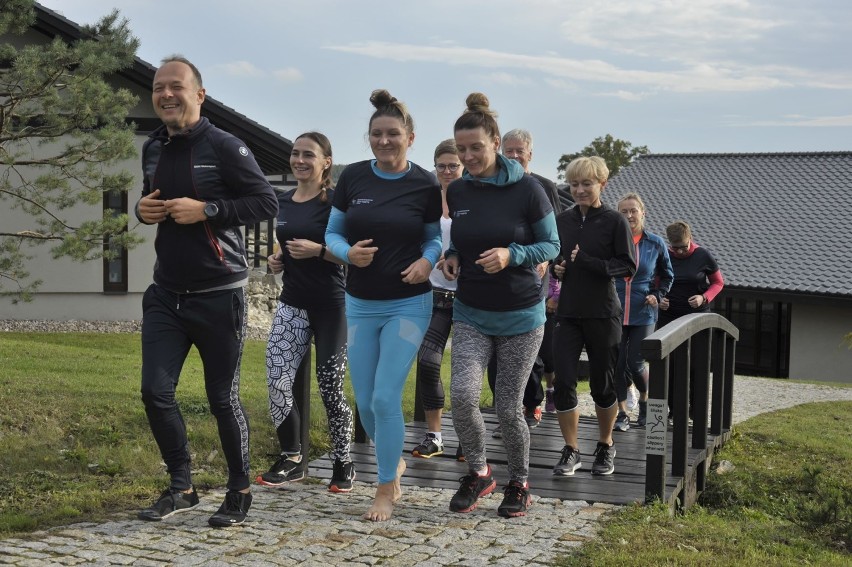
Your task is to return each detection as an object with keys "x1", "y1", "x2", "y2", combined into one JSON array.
[{"x1": 789, "y1": 303, "x2": 852, "y2": 384}]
